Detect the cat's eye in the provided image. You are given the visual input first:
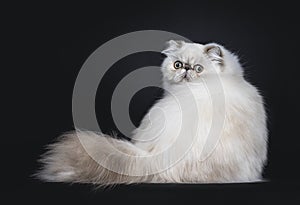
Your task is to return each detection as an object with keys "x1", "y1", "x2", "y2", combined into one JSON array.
[
  {"x1": 174, "y1": 61, "x2": 183, "y2": 69},
  {"x1": 194, "y1": 64, "x2": 204, "y2": 73}
]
